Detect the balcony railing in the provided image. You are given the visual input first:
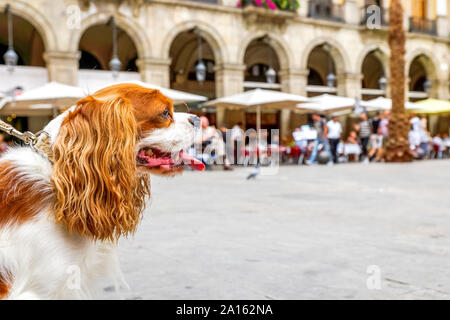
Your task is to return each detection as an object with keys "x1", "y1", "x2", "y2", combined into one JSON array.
[
  {"x1": 241, "y1": 1, "x2": 298, "y2": 12},
  {"x1": 307, "y1": 1, "x2": 343, "y2": 22},
  {"x1": 409, "y1": 17, "x2": 437, "y2": 35},
  {"x1": 360, "y1": 5, "x2": 387, "y2": 27}
]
